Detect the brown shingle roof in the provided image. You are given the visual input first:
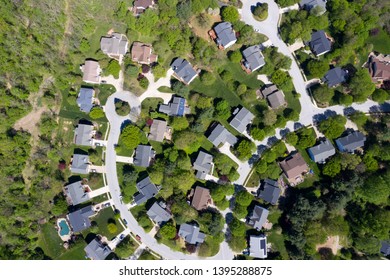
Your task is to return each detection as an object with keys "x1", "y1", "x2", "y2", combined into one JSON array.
[
  {"x1": 191, "y1": 186, "x2": 211, "y2": 211},
  {"x1": 131, "y1": 42, "x2": 158, "y2": 64},
  {"x1": 279, "y1": 152, "x2": 308, "y2": 179}
]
